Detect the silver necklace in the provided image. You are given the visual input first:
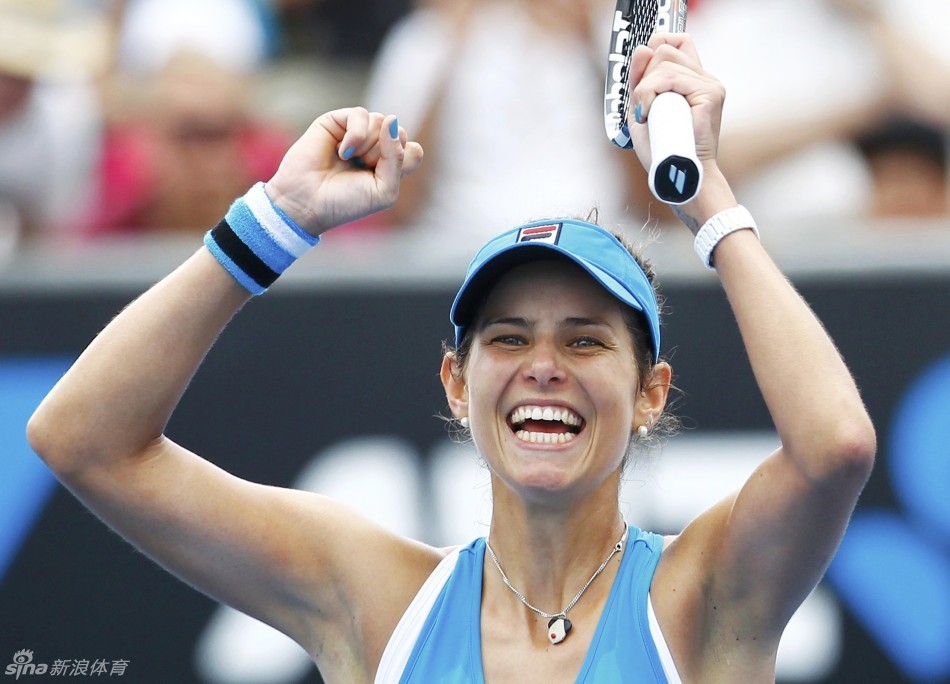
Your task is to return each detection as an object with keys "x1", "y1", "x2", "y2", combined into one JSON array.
[{"x1": 485, "y1": 524, "x2": 629, "y2": 645}]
